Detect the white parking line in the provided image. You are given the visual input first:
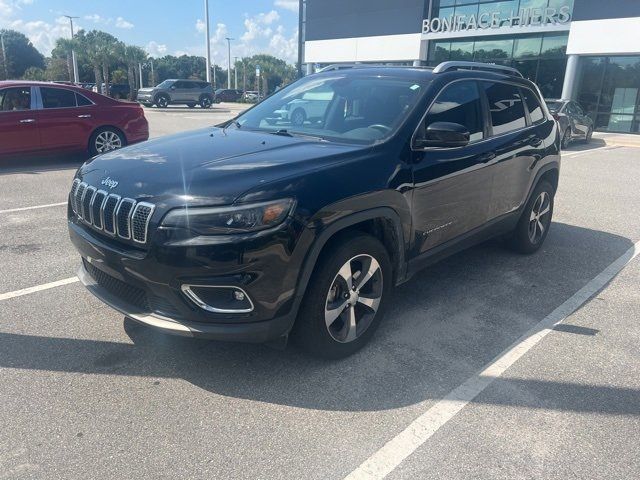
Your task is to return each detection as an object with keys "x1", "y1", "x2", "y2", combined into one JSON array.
[
  {"x1": 344, "y1": 239, "x2": 640, "y2": 480},
  {"x1": 0, "y1": 277, "x2": 79, "y2": 302},
  {"x1": 0, "y1": 202, "x2": 67, "y2": 214},
  {"x1": 562, "y1": 146, "x2": 611, "y2": 158}
]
